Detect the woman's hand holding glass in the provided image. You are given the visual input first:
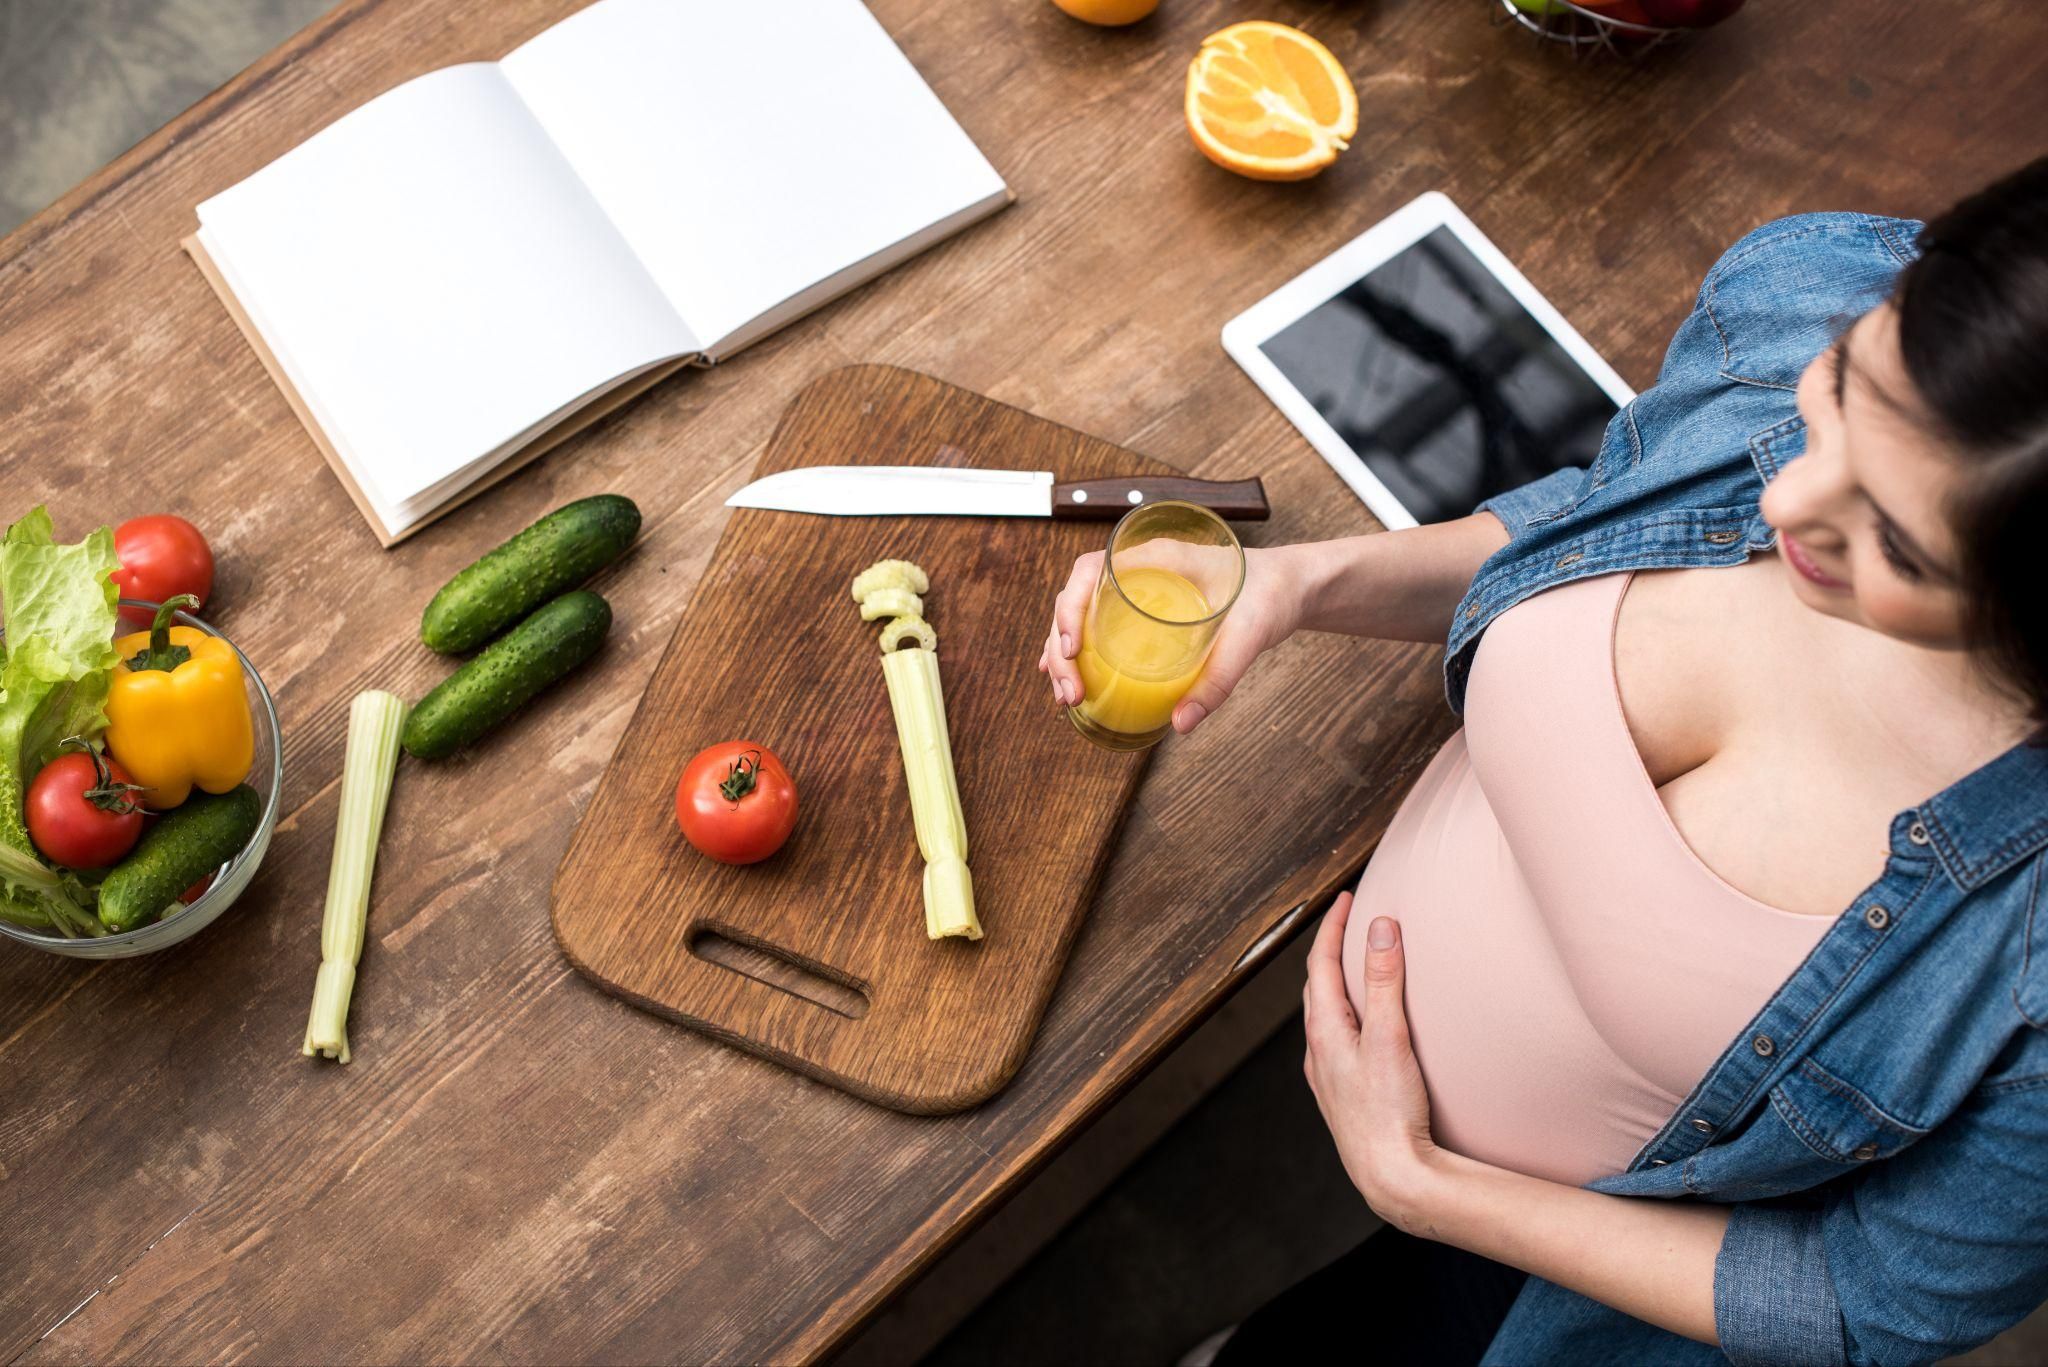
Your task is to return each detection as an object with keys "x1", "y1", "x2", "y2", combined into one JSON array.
[
  {"x1": 1039, "y1": 544, "x2": 1305, "y2": 736},
  {"x1": 1038, "y1": 512, "x2": 1512, "y2": 737}
]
